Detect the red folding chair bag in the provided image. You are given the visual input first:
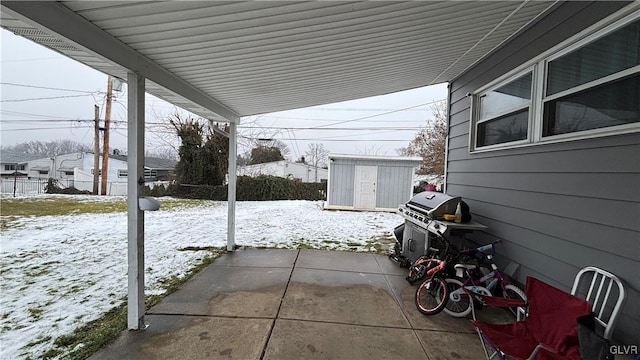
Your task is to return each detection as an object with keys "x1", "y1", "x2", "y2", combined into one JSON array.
[{"x1": 471, "y1": 277, "x2": 592, "y2": 360}]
